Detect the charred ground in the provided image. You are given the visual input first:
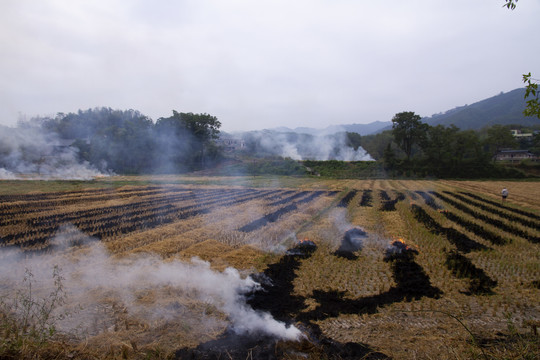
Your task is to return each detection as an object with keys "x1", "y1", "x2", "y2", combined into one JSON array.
[{"x1": 0, "y1": 178, "x2": 538, "y2": 359}]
